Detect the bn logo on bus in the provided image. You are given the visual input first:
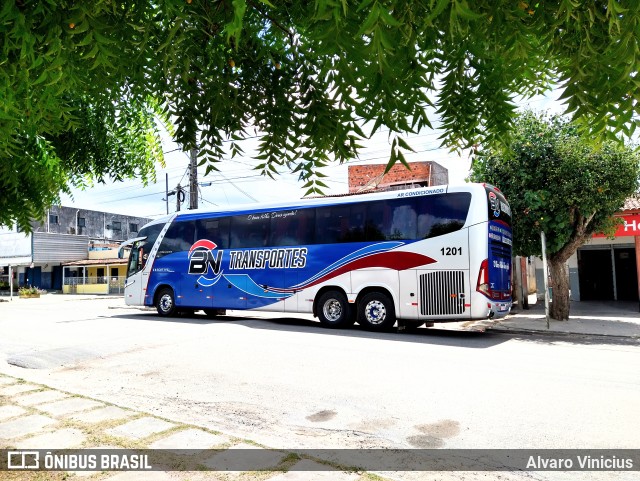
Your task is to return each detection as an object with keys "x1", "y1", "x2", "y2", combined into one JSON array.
[
  {"x1": 488, "y1": 191, "x2": 500, "y2": 218},
  {"x1": 188, "y1": 240, "x2": 223, "y2": 286}
]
